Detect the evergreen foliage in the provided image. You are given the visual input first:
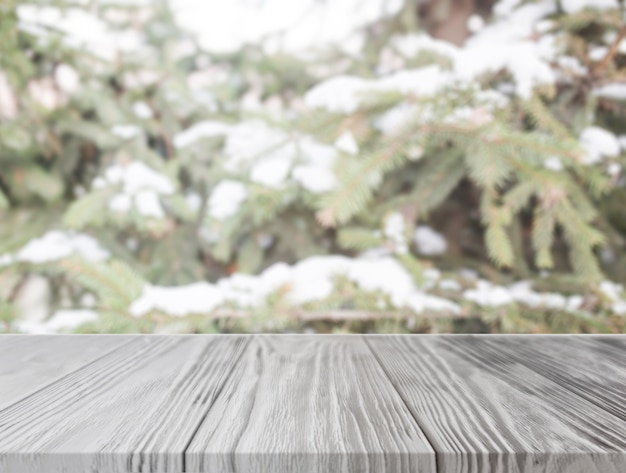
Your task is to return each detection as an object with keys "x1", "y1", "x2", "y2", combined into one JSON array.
[{"x1": 1, "y1": 0, "x2": 626, "y2": 334}]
